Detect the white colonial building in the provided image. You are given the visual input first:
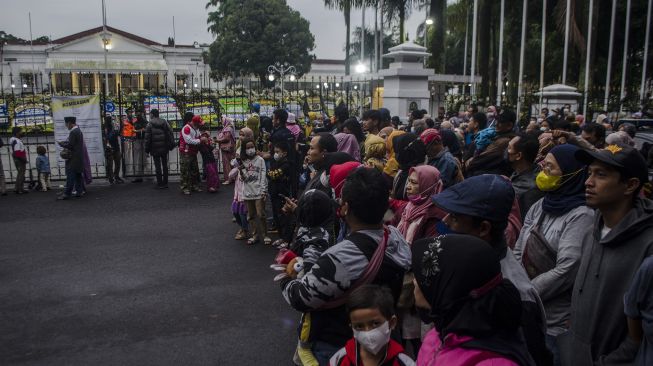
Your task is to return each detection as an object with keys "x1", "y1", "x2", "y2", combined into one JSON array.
[{"x1": 0, "y1": 25, "x2": 216, "y2": 95}]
